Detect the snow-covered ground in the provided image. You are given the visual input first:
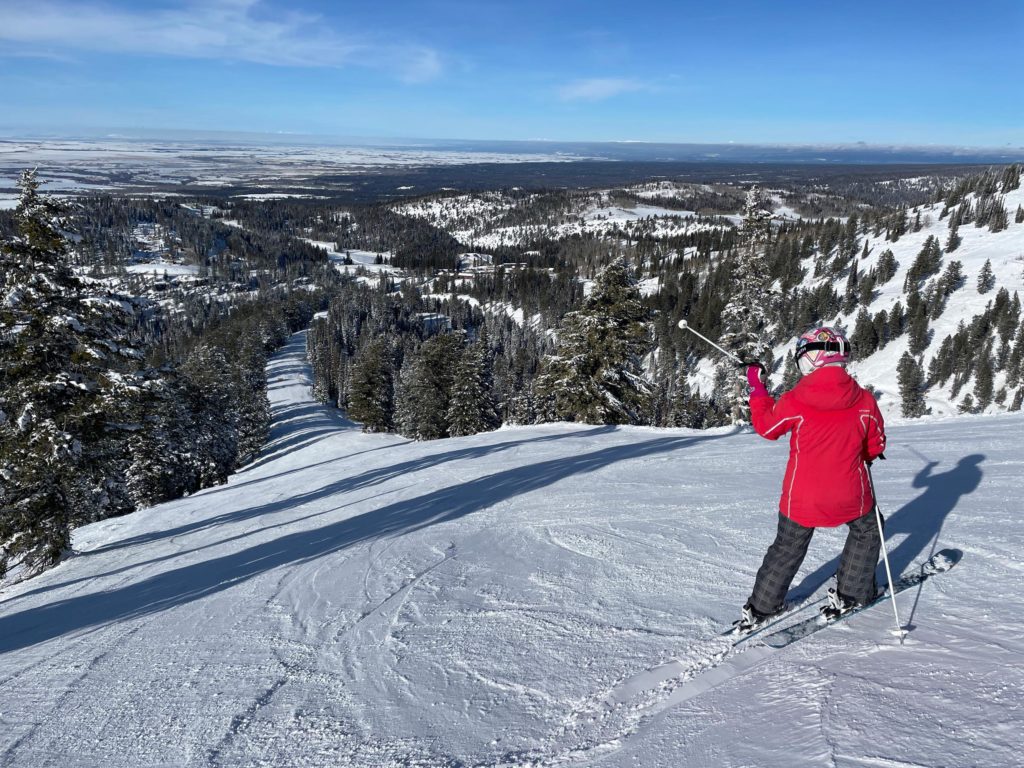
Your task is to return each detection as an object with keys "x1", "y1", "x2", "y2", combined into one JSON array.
[
  {"x1": 1, "y1": 334, "x2": 1021, "y2": 767},
  {"x1": 301, "y1": 238, "x2": 395, "y2": 279},
  {"x1": 124, "y1": 262, "x2": 200, "y2": 277}
]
